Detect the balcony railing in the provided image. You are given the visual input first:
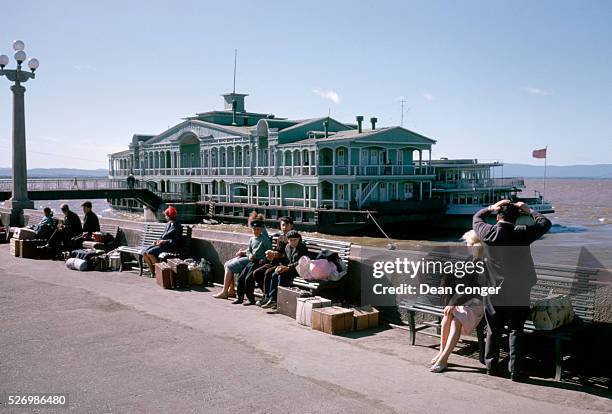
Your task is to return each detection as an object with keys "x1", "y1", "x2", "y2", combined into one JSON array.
[
  {"x1": 109, "y1": 162, "x2": 429, "y2": 178},
  {"x1": 435, "y1": 177, "x2": 525, "y2": 189}
]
